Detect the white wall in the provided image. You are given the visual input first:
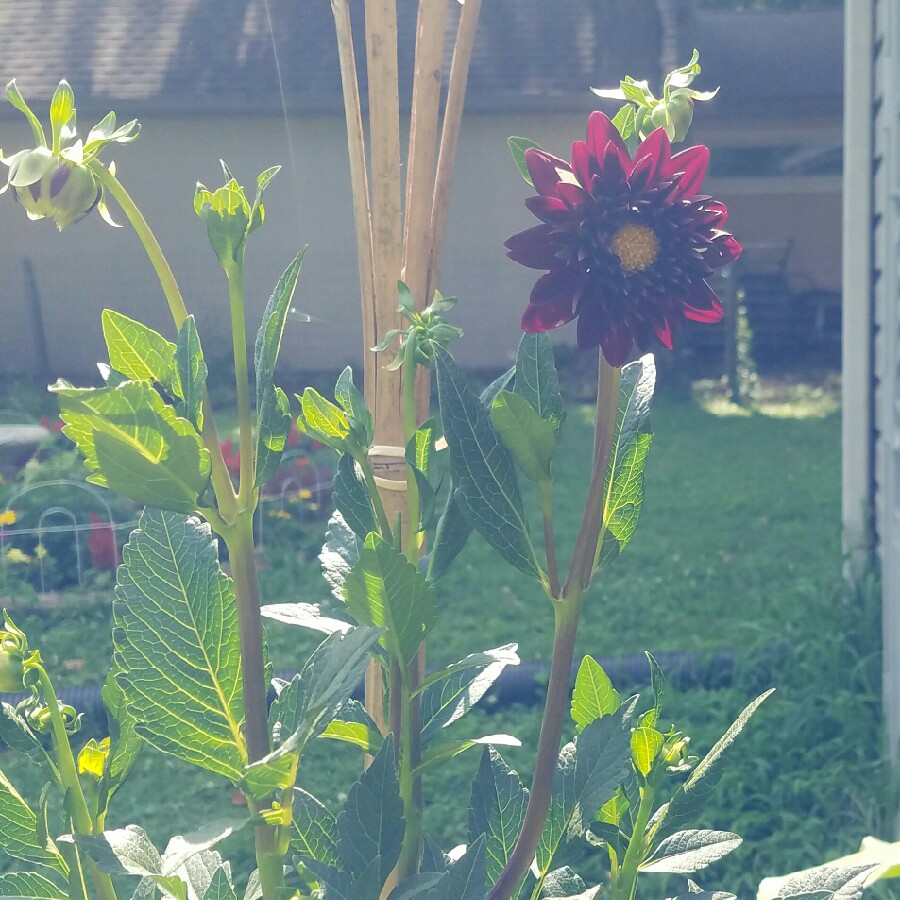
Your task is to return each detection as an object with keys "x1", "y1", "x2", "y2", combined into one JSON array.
[{"x1": 0, "y1": 111, "x2": 841, "y2": 380}]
